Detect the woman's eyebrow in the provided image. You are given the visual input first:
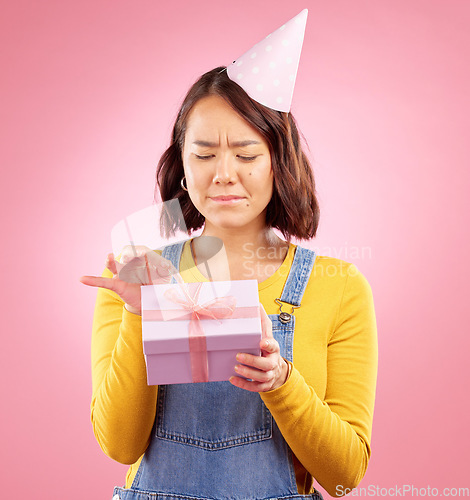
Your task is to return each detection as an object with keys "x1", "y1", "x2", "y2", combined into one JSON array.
[
  {"x1": 193, "y1": 140, "x2": 218, "y2": 147},
  {"x1": 192, "y1": 140, "x2": 261, "y2": 147},
  {"x1": 231, "y1": 140, "x2": 261, "y2": 147}
]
